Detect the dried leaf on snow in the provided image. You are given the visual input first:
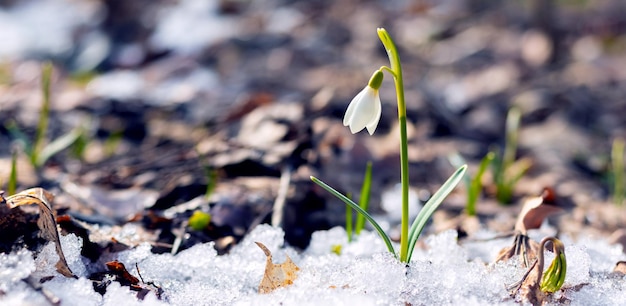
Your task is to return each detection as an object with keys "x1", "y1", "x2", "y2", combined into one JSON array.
[
  {"x1": 2, "y1": 188, "x2": 75, "y2": 278},
  {"x1": 515, "y1": 187, "x2": 566, "y2": 234},
  {"x1": 95, "y1": 261, "x2": 163, "y2": 300},
  {"x1": 497, "y1": 188, "x2": 567, "y2": 267},
  {"x1": 256, "y1": 241, "x2": 299, "y2": 294}
]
